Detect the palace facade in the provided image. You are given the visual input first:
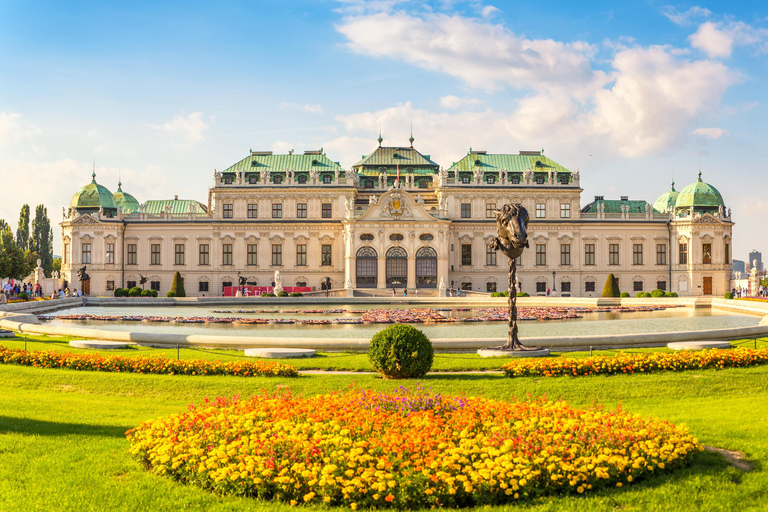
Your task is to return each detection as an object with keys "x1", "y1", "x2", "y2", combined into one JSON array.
[{"x1": 60, "y1": 138, "x2": 734, "y2": 297}]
